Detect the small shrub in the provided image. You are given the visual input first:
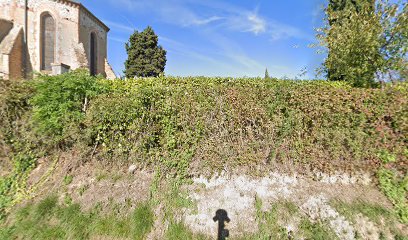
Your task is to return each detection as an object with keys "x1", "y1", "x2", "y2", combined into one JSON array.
[
  {"x1": 378, "y1": 150, "x2": 397, "y2": 164},
  {"x1": 63, "y1": 175, "x2": 73, "y2": 185},
  {"x1": 378, "y1": 168, "x2": 408, "y2": 223},
  {"x1": 78, "y1": 185, "x2": 89, "y2": 196},
  {"x1": 34, "y1": 195, "x2": 58, "y2": 220},
  {"x1": 0, "y1": 152, "x2": 37, "y2": 220},
  {"x1": 29, "y1": 69, "x2": 108, "y2": 144}
]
